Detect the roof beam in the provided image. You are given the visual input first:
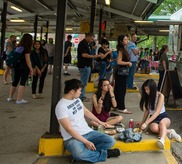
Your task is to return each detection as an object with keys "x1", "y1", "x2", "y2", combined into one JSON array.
[
  {"x1": 35, "y1": 0, "x2": 54, "y2": 11},
  {"x1": 102, "y1": 6, "x2": 142, "y2": 20}
]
